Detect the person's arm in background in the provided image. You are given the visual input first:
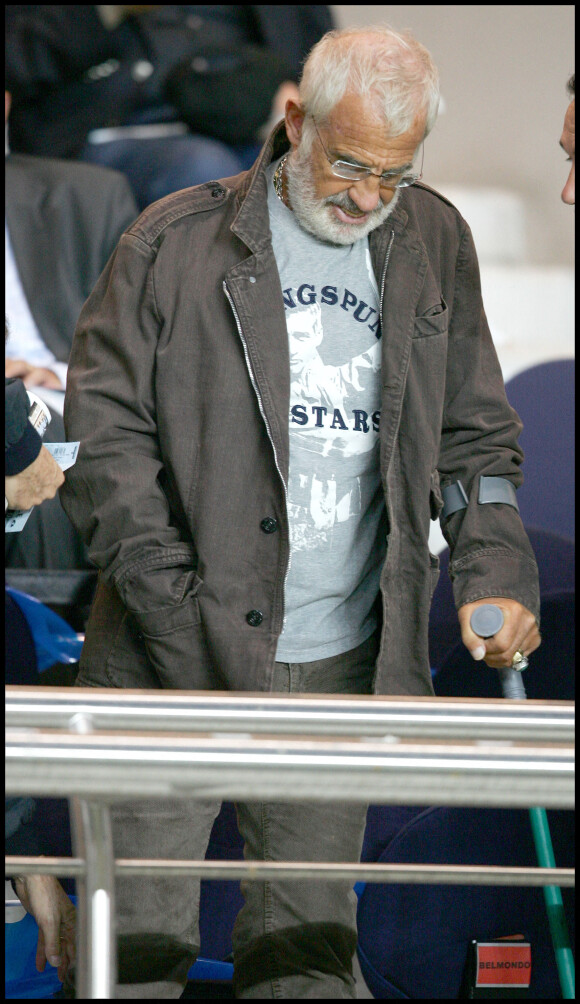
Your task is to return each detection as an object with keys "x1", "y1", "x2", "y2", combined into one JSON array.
[
  {"x1": 12, "y1": 875, "x2": 76, "y2": 982},
  {"x1": 5, "y1": 359, "x2": 65, "y2": 390},
  {"x1": 6, "y1": 799, "x2": 75, "y2": 983},
  {"x1": 6, "y1": 371, "x2": 75, "y2": 976},
  {"x1": 5, "y1": 377, "x2": 64, "y2": 508}
]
